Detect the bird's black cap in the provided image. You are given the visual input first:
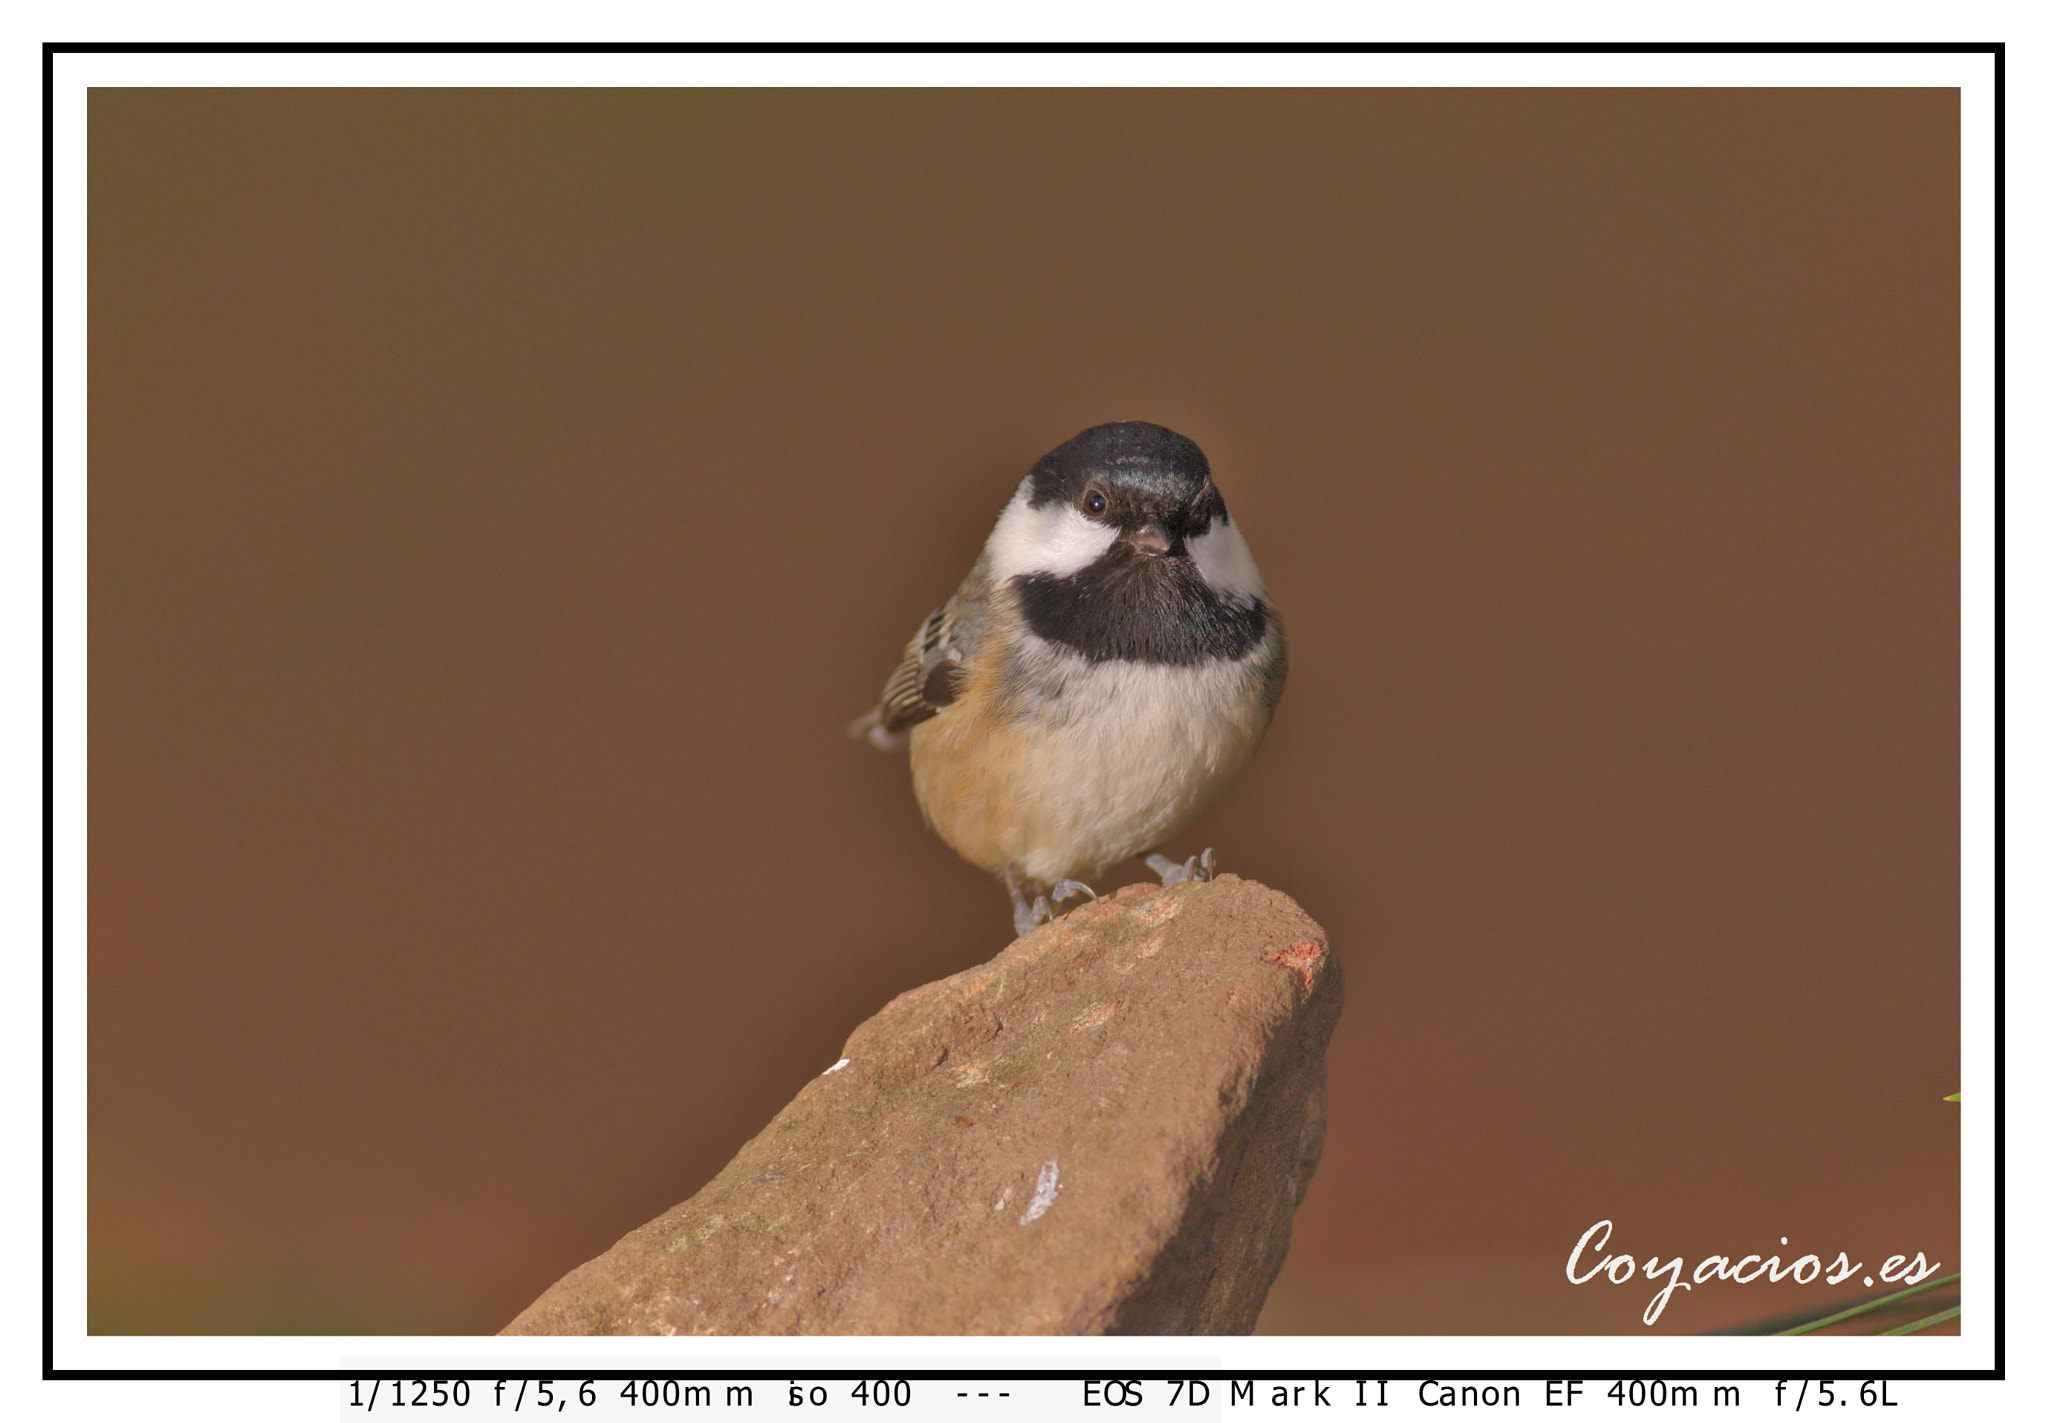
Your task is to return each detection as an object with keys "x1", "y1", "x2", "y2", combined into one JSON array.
[{"x1": 1025, "y1": 421, "x2": 1213, "y2": 512}]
